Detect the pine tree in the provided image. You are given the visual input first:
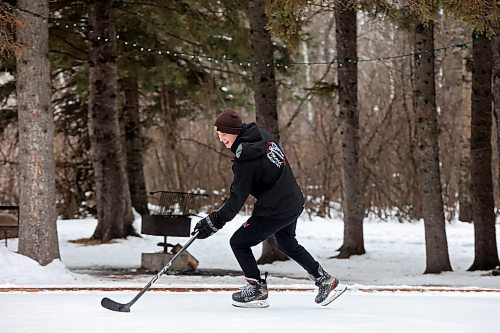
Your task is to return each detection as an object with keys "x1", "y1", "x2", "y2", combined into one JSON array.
[
  {"x1": 468, "y1": 32, "x2": 499, "y2": 270},
  {"x1": 334, "y1": 1, "x2": 365, "y2": 258},
  {"x1": 16, "y1": 0, "x2": 60, "y2": 265},
  {"x1": 412, "y1": 14, "x2": 452, "y2": 273},
  {"x1": 87, "y1": 0, "x2": 135, "y2": 240},
  {"x1": 247, "y1": 0, "x2": 289, "y2": 264}
]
